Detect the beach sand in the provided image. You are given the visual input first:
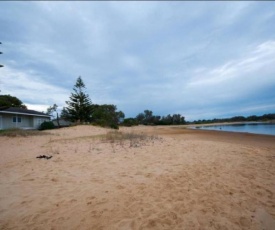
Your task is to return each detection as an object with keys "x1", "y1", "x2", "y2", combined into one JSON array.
[{"x1": 0, "y1": 125, "x2": 274, "y2": 230}]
